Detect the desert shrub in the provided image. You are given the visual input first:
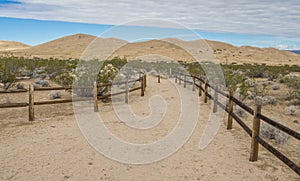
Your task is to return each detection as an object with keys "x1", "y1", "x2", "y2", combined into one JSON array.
[
  {"x1": 247, "y1": 66, "x2": 267, "y2": 78},
  {"x1": 108, "y1": 56, "x2": 127, "y2": 69},
  {"x1": 0, "y1": 56, "x2": 79, "y2": 89},
  {"x1": 224, "y1": 70, "x2": 243, "y2": 92},
  {"x1": 97, "y1": 64, "x2": 118, "y2": 84},
  {"x1": 238, "y1": 78, "x2": 254, "y2": 101},
  {"x1": 285, "y1": 105, "x2": 298, "y2": 115},
  {"x1": 0, "y1": 60, "x2": 17, "y2": 89},
  {"x1": 282, "y1": 76, "x2": 300, "y2": 101},
  {"x1": 234, "y1": 107, "x2": 248, "y2": 118},
  {"x1": 35, "y1": 79, "x2": 50, "y2": 87},
  {"x1": 263, "y1": 96, "x2": 277, "y2": 105},
  {"x1": 39, "y1": 74, "x2": 47, "y2": 80},
  {"x1": 48, "y1": 91, "x2": 61, "y2": 100},
  {"x1": 73, "y1": 60, "x2": 120, "y2": 97},
  {"x1": 54, "y1": 73, "x2": 74, "y2": 87},
  {"x1": 16, "y1": 82, "x2": 24, "y2": 89},
  {"x1": 260, "y1": 121, "x2": 289, "y2": 144},
  {"x1": 97, "y1": 63, "x2": 118, "y2": 95},
  {"x1": 49, "y1": 72, "x2": 57, "y2": 79},
  {"x1": 247, "y1": 81, "x2": 269, "y2": 99},
  {"x1": 247, "y1": 91, "x2": 256, "y2": 100}
]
